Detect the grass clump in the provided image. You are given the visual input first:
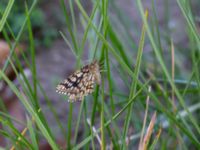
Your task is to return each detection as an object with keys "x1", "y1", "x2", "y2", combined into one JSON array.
[{"x1": 0, "y1": 0, "x2": 200, "y2": 149}]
